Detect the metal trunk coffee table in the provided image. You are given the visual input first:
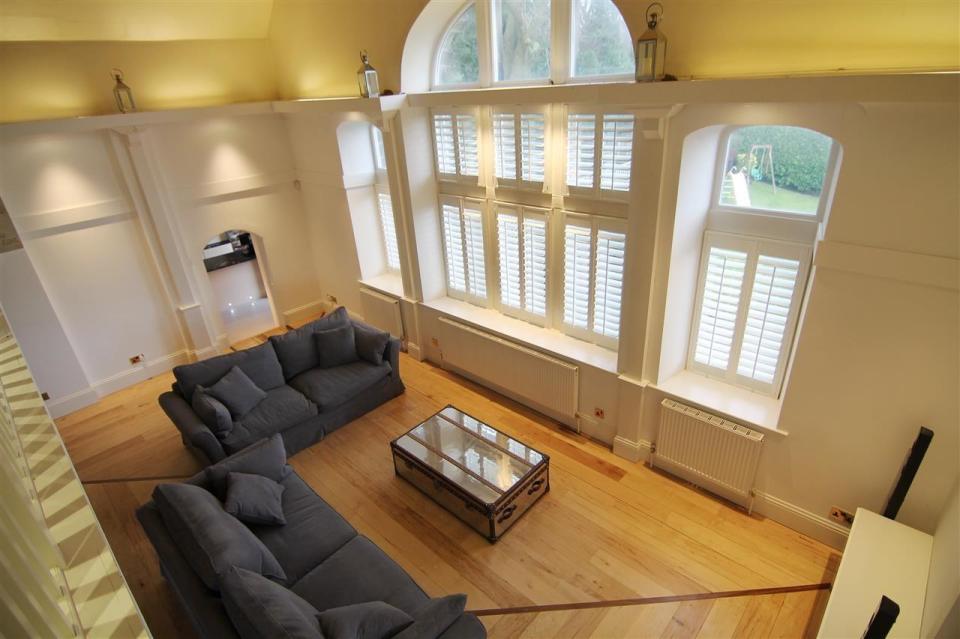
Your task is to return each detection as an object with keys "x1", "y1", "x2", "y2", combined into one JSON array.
[{"x1": 391, "y1": 405, "x2": 550, "y2": 542}]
